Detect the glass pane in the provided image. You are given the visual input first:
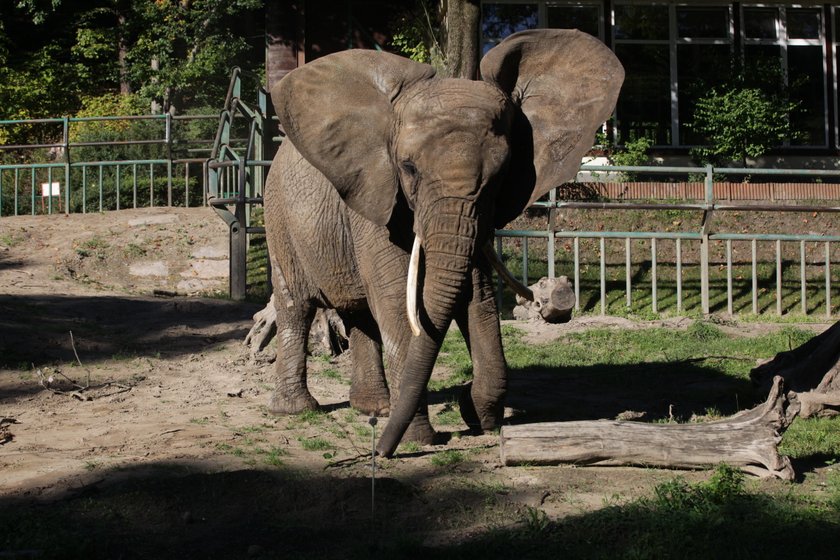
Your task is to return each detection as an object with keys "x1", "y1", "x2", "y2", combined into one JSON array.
[
  {"x1": 788, "y1": 45, "x2": 827, "y2": 145},
  {"x1": 743, "y1": 8, "x2": 778, "y2": 40},
  {"x1": 676, "y1": 7, "x2": 729, "y2": 39},
  {"x1": 614, "y1": 5, "x2": 668, "y2": 40},
  {"x1": 615, "y1": 44, "x2": 671, "y2": 144},
  {"x1": 743, "y1": 45, "x2": 783, "y2": 94},
  {"x1": 677, "y1": 45, "x2": 731, "y2": 145},
  {"x1": 547, "y1": 5, "x2": 600, "y2": 37},
  {"x1": 787, "y1": 8, "x2": 821, "y2": 40},
  {"x1": 482, "y1": 3, "x2": 538, "y2": 41}
]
